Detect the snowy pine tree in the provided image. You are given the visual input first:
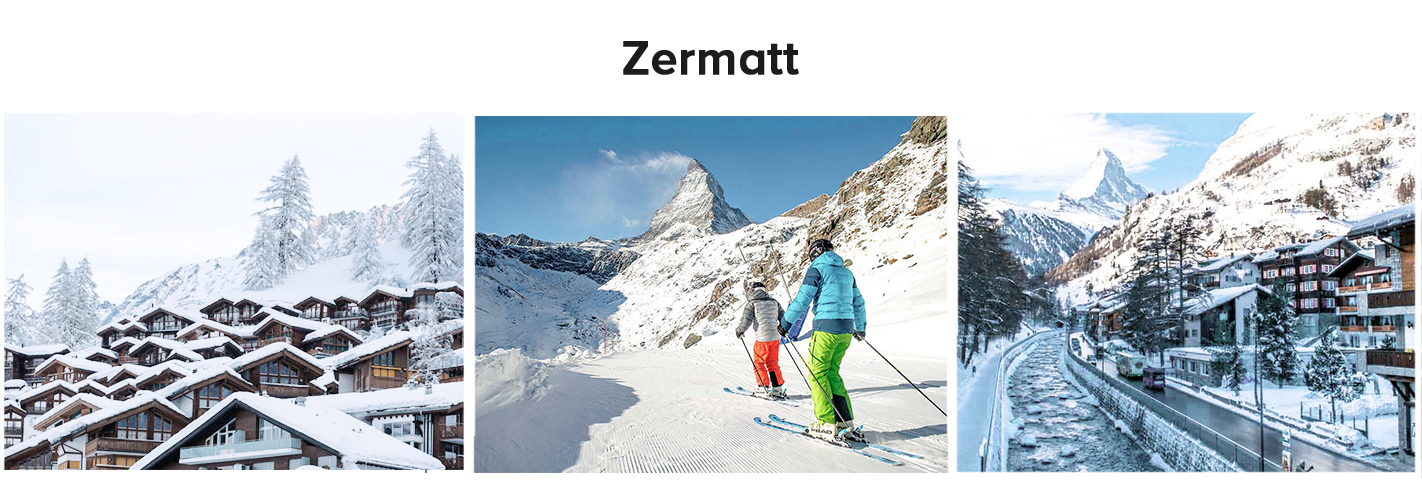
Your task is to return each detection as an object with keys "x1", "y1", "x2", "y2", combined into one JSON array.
[
  {"x1": 71, "y1": 257, "x2": 100, "y2": 338},
  {"x1": 957, "y1": 154, "x2": 1027, "y2": 366},
  {"x1": 1252, "y1": 282, "x2": 1301, "y2": 388},
  {"x1": 349, "y1": 213, "x2": 385, "y2": 282},
  {"x1": 243, "y1": 214, "x2": 284, "y2": 290},
  {"x1": 5, "y1": 275, "x2": 42, "y2": 346},
  {"x1": 40, "y1": 259, "x2": 96, "y2": 348},
  {"x1": 254, "y1": 154, "x2": 317, "y2": 277},
  {"x1": 407, "y1": 317, "x2": 455, "y2": 386},
  {"x1": 401, "y1": 130, "x2": 464, "y2": 284},
  {"x1": 1304, "y1": 329, "x2": 1368, "y2": 421}
]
